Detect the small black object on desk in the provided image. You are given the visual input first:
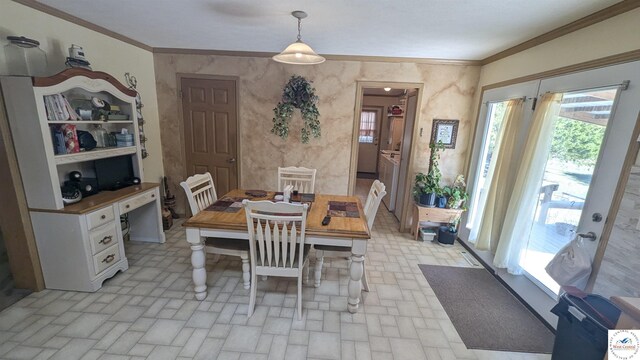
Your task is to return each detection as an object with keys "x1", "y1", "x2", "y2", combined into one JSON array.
[{"x1": 322, "y1": 215, "x2": 331, "y2": 226}]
